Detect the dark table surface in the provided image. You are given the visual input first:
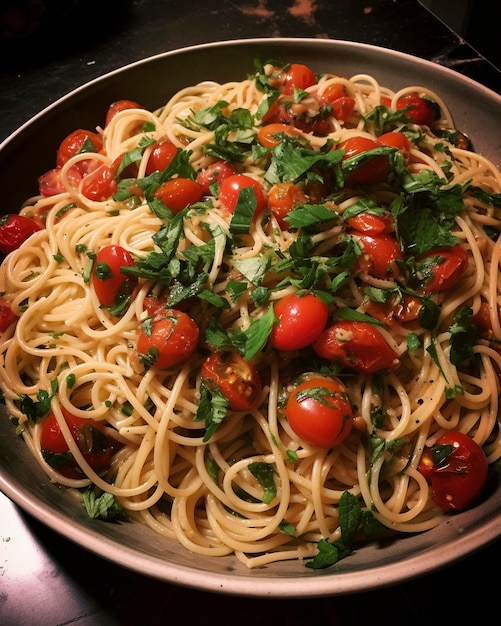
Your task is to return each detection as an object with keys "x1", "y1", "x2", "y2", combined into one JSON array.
[{"x1": 1, "y1": 1, "x2": 500, "y2": 624}]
